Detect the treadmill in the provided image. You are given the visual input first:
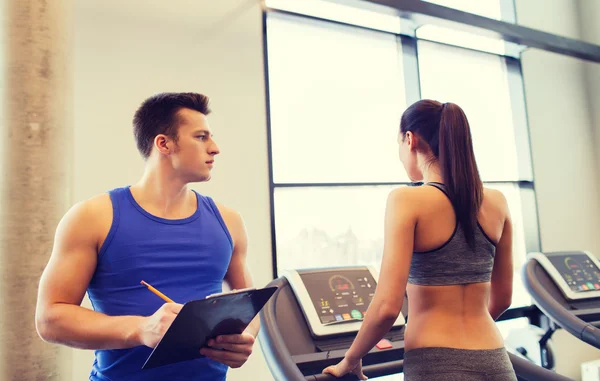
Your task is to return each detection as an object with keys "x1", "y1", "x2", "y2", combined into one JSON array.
[
  {"x1": 259, "y1": 265, "x2": 572, "y2": 380},
  {"x1": 523, "y1": 251, "x2": 600, "y2": 352}
]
